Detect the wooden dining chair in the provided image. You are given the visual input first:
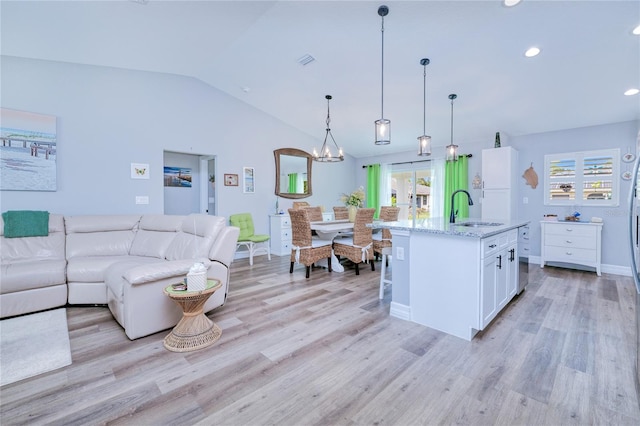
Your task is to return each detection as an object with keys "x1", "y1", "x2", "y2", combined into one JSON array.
[
  {"x1": 333, "y1": 208, "x2": 375, "y2": 275},
  {"x1": 292, "y1": 201, "x2": 310, "y2": 210},
  {"x1": 373, "y1": 206, "x2": 399, "y2": 298},
  {"x1": 333, "y1": 206, "x2": 349, "y2": 220},
  {"x1": 288, "y1": 209, "x2": 332, "y2": 278},
  {"x1": 301, "y1": 206, "x2": 323, "y2": 222}
]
